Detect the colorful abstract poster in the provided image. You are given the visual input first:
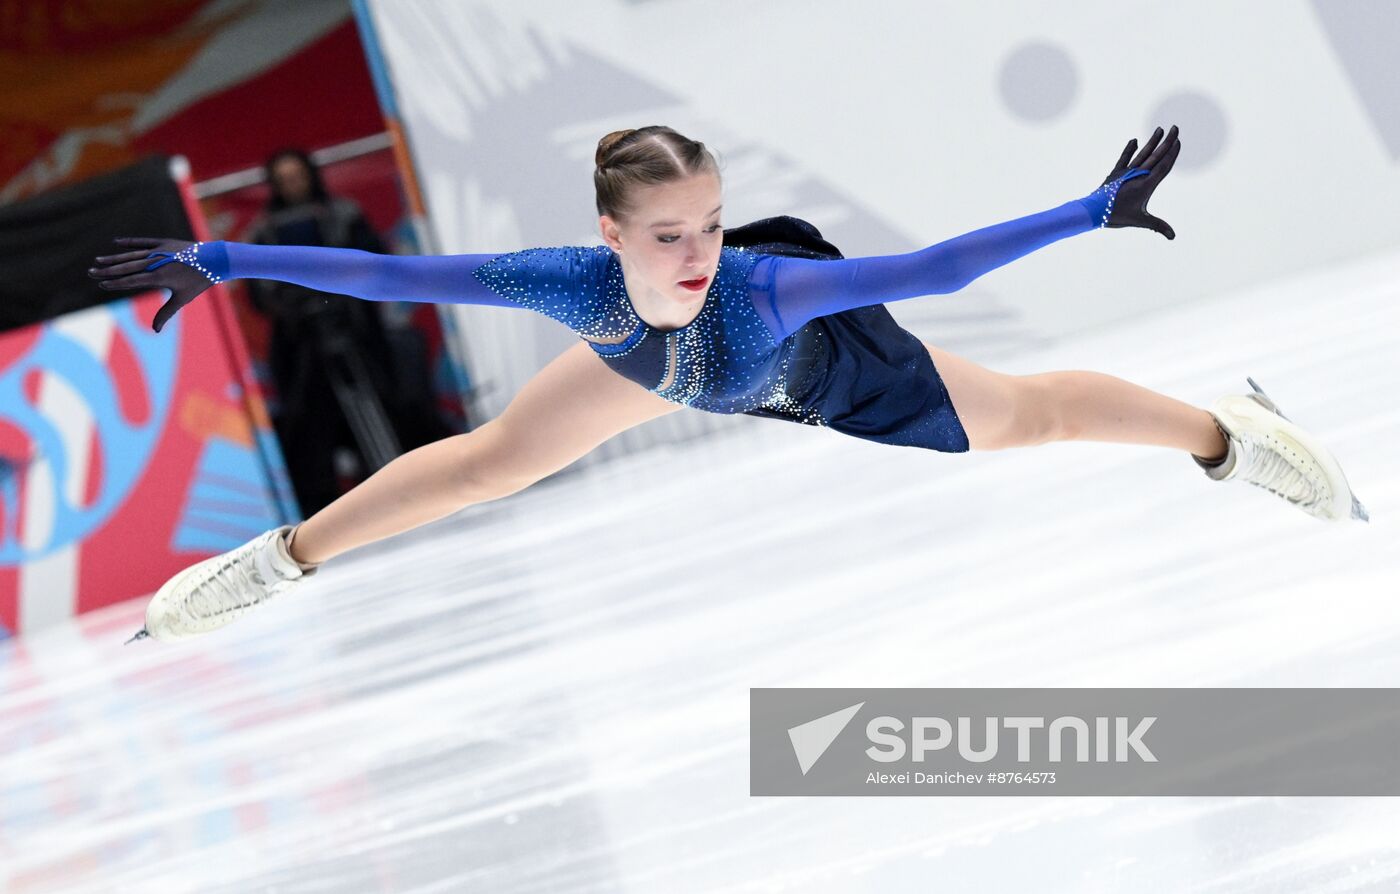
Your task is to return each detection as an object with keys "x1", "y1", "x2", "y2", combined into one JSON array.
[{"x1": 0, "y1": 156, "x2": 293, "y2": 638}]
